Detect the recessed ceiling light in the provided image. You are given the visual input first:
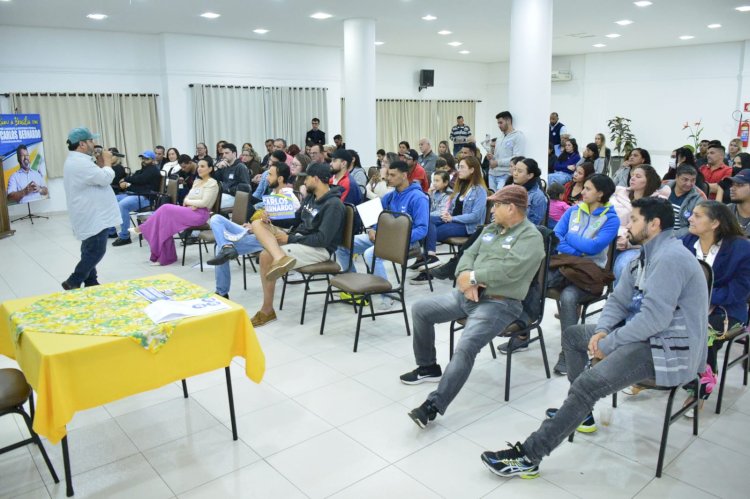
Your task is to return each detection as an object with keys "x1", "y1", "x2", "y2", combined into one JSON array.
[
  {"x1": 707, "y1": 23, "x2": 722, "y2": 29},
  {"x1": 735, "y1": 6, "x2": 750, "y2": 12},
  {"x1": 253, "y1": 29, "x2": 269, "y2": 34},
  {"x1": 615, "y1": 19, "x2": 633, "y2": 26},
  {"x1": 459, "y1": 50, "x2": 470, "y2": 54},
  {"x1": 374, "y1": 41, "x2": 385, "y2": 46},
  {"x1": 679, "y1": 35, "x2": 695, "y2": 40},
  {"x1": 633, "y1": 1, "x2": 652, "y2": 6},
  {"x1": 422, "y1": 15, "x2": 437, "y2": 21},
  {"x1": 86, "y1": 13, "x2": 108, "y2": 20},
  {"x1": 310, "y1": 12, "x2": 333, "y2": 19},
  {"x1": 200, "y1": 12, "x2": 220, "y2": 19},
  {"x1": 605, "y1": 33, "x2": 621, "y2": 38},
  {"x1": 593, "y1": 43, "x2": 607, "y2": 48},
  {"x1": 448, "y1": 41, "x2": 462, "y2": 47},
  {"x1": 0, "y1": 1, "x2": 13, "y2": 3},
  {"x1": 438, "y1": 30, "x2": 452, "y2": 35}
]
